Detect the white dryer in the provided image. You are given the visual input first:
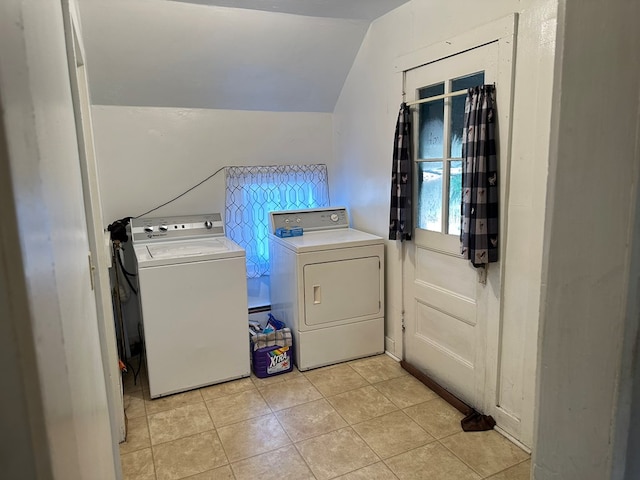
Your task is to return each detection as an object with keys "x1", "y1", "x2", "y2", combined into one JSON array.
[
  {"x1": 269, "y1": 207, "x2": 384, "y2": 371},
  {"x1": 131, "y1": 213, "x2": 249, "y2": 398}
]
